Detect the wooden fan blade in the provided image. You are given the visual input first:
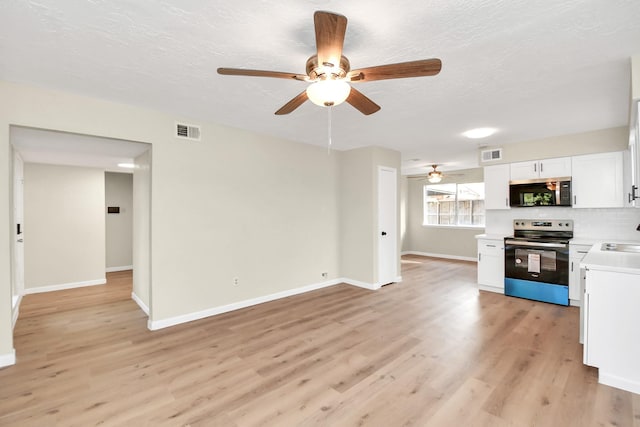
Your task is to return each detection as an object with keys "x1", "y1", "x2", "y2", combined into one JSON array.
[
  {"x1": 275, "y1": 91, "x2": 309, "y2": 115},
  {"x1": 314, "y1": 11, "x2": 348, "y2": 69},
  {"x1": 346, "y1": 87, "x2": 381, "y2": 115},
  {"x1": 349, "y1": 58, "x2": 442, "y2": 82},
  {"x1": 217, "y1": 68, "x2": 308, "y2": 81}
]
